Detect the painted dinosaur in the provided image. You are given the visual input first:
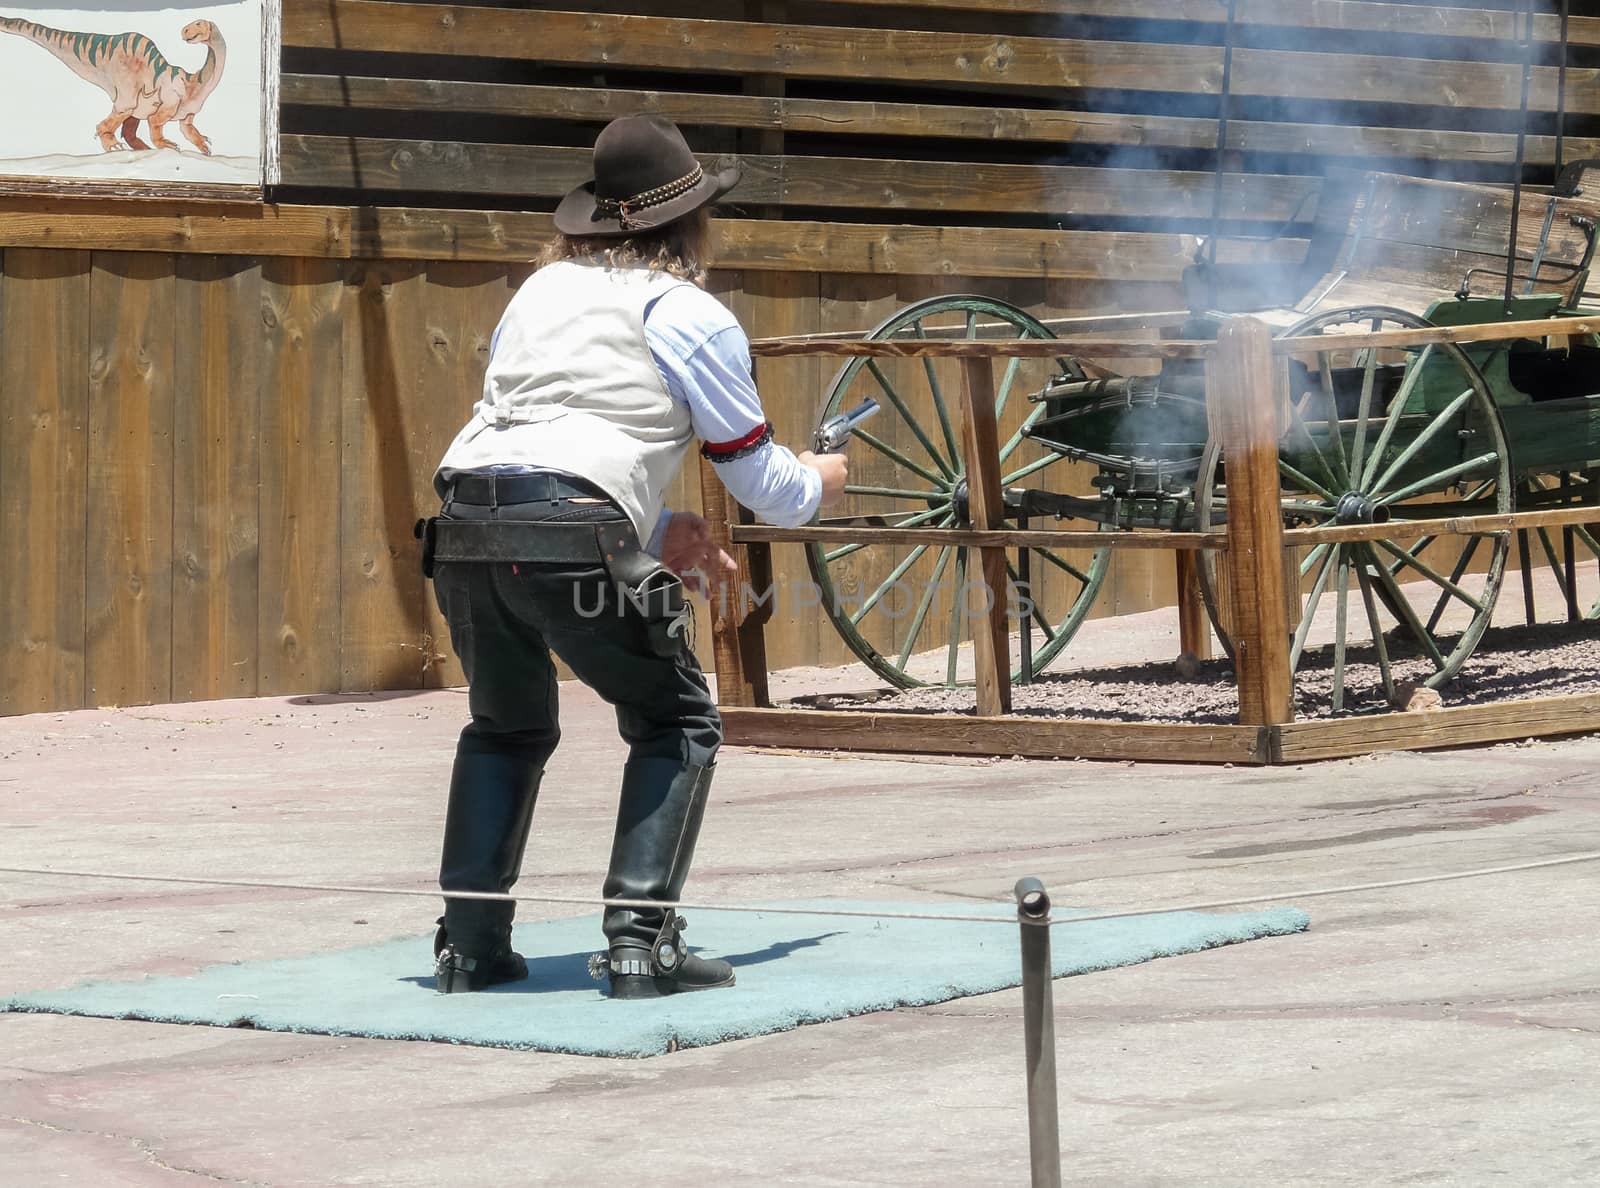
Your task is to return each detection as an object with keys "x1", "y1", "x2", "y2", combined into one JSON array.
[{"x1": 0, "y1": 17, "x2": 226, "y2": 154}]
